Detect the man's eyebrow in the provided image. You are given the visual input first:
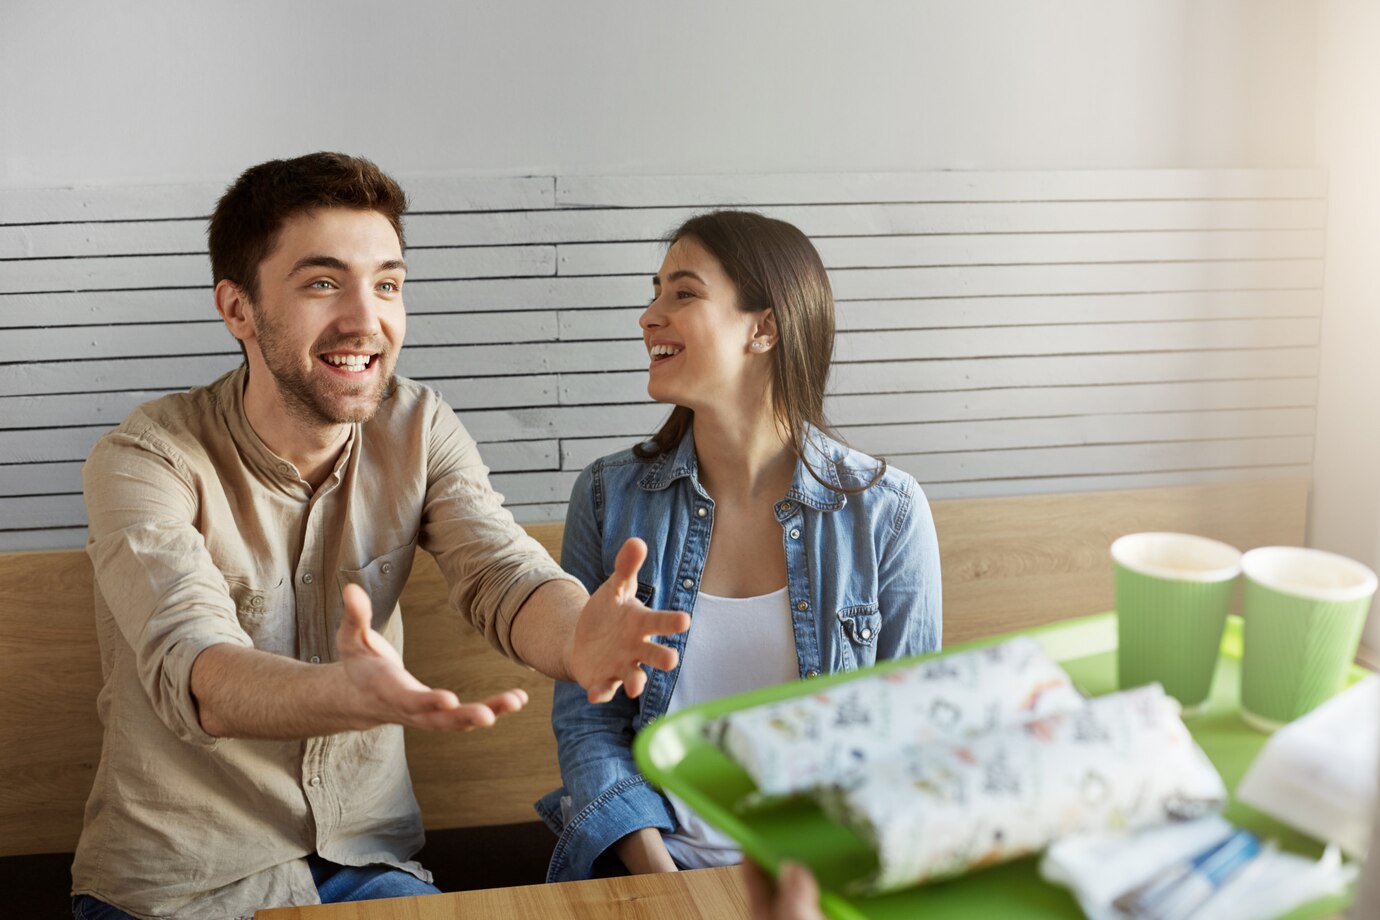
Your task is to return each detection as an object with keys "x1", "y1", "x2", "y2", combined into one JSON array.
[
  {"x1": 287, "y1": 255, "x2": 349, "y2": 278},
  {"x1": 380, "y1": 259, "x2": 407, "y2": 273}
]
